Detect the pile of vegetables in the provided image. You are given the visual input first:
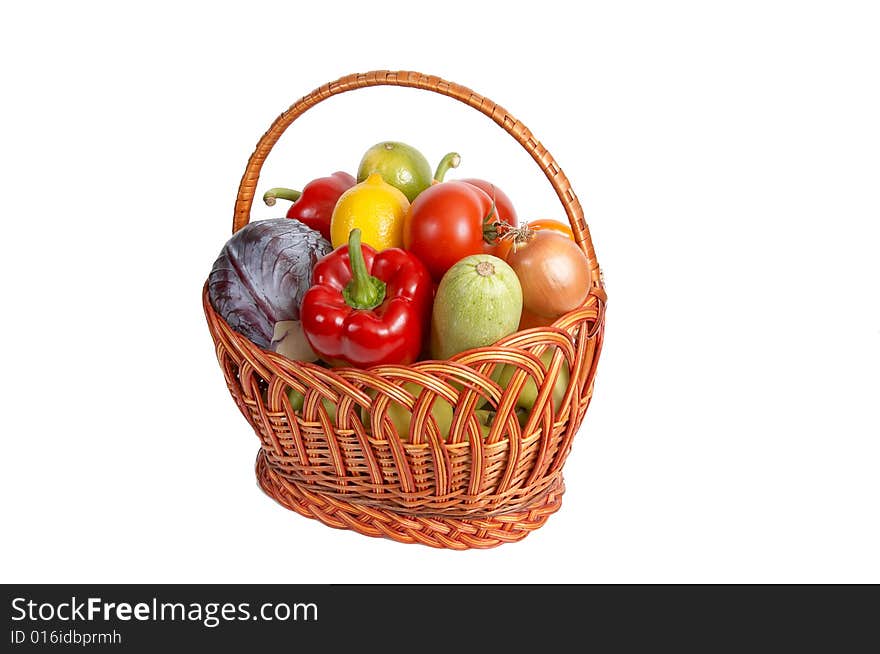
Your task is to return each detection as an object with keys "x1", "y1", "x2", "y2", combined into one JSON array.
[{"x1": 208, "y1": 141, "x2": 591, "y2": 433}]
